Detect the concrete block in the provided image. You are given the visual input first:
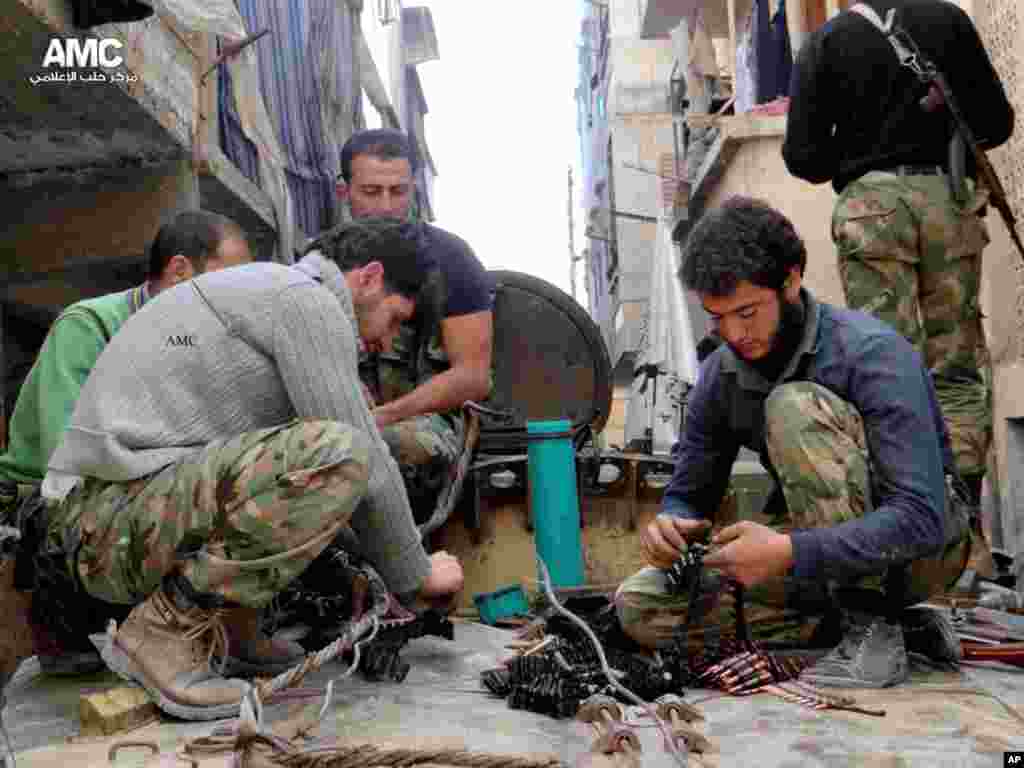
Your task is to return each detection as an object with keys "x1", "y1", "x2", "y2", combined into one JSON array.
[{"x1": 78, "y1": 685, "x2": 158, "y2": 737}]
